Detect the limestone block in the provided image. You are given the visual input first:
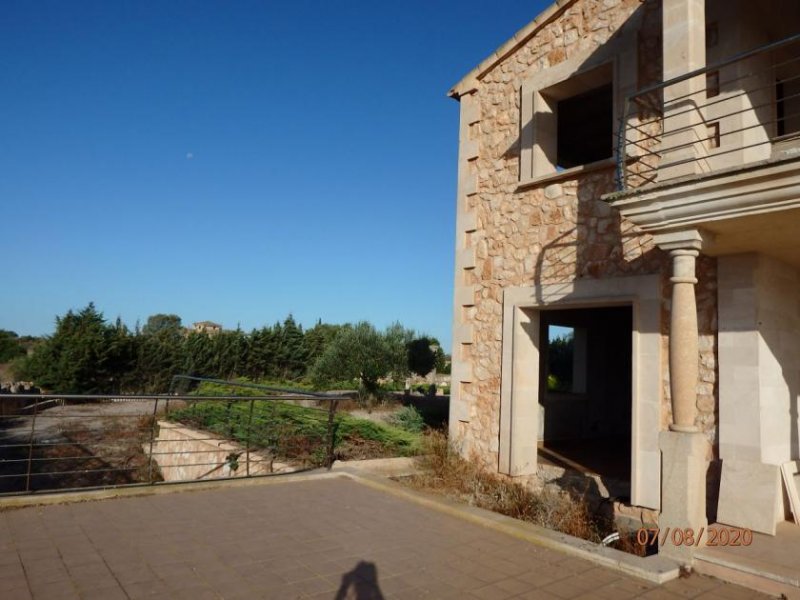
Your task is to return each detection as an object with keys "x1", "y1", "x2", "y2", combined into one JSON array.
[
  {"x1": 453, "y1": 323, "x2": 474, "y2": 346},
  {"x1": 461, "y1": 210, "x2": 478, "y2": 233},
  {"x1": 454, "y1": 285, "x2": 477, "y2": 308},
  {"x1": 462, "y1": 138, "x2": 479, "y2": 161},
  {"x1": 544, "y1": 183, "x2": 562, "y2": 199},
  {"x1": 457, "y1": 246, "x2": 476, "y2": 270},
  {"x1": 717, "y1": 459, "x2": 782, "y2": 535},
  {"x1": 461, "y1": 172, "x2": 477, "y2": 197},
  {"x1": 462, "y1": 96, "x2": 480, "y2": 125},
  {"x1": 659, "y1": 431, "x2": 710, "y2": 563},
  {"x1": 451, "y1": 360, "x2": 474, "y2": 384}
]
